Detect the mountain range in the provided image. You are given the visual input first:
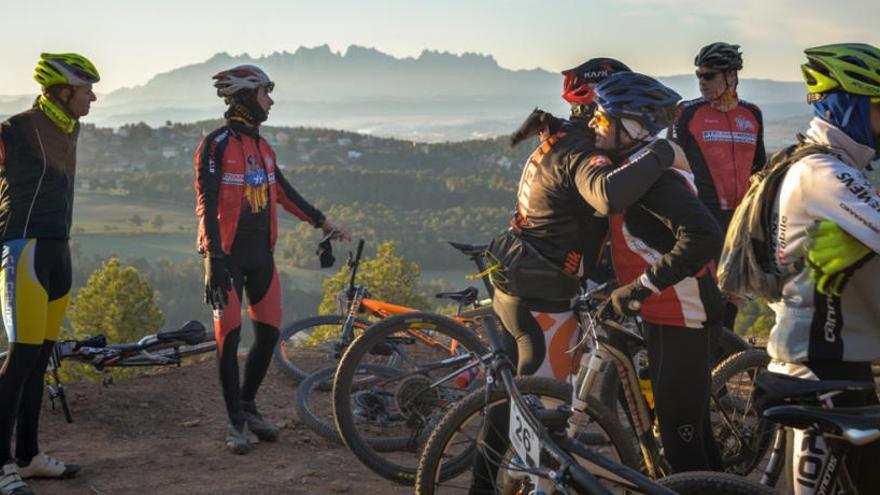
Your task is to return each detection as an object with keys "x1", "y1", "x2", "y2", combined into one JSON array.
[{"x1": 1, "y1": 45, "x2": 813, "y2": 142}]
